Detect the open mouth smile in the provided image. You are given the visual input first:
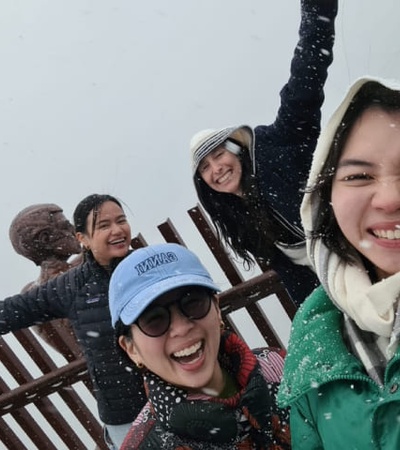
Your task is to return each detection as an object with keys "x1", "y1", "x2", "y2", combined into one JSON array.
[
  {"x1": 216, "y1": 171, "x2": 232, "y2": 184},
  {"x1": 109, "y1": 238, "x2": 126, "y2": 245},
  {"x1": 372, "y1": 229, "x2": 400, "y2": 240},
  {"x1": 171, "y1": 340, "x2": 204, "y2": 364}
]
